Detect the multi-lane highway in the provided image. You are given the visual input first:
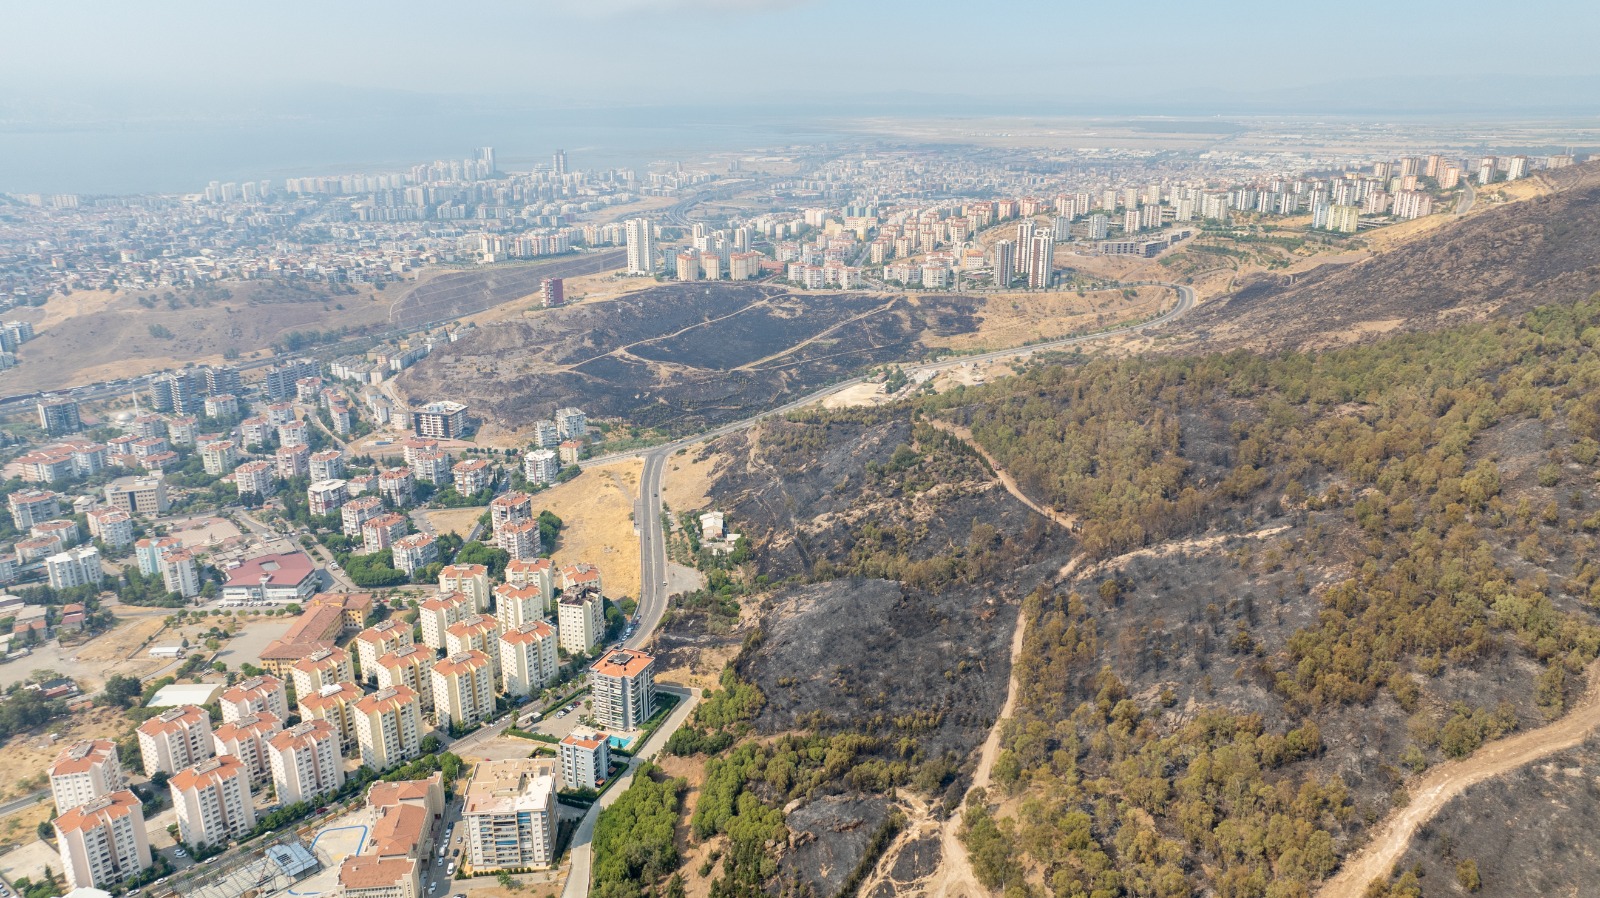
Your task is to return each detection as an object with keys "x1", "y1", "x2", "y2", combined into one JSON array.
[{"x1": 625, "y1": 450, "x2": 671, "y2": 651}]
